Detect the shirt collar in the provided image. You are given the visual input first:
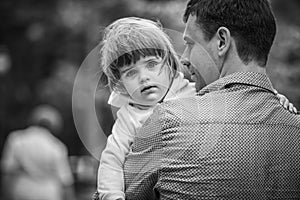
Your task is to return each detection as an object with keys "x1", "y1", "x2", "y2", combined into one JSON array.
[{"x1": 198, "y1": 72, "x2": 275, "y2": 96}]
